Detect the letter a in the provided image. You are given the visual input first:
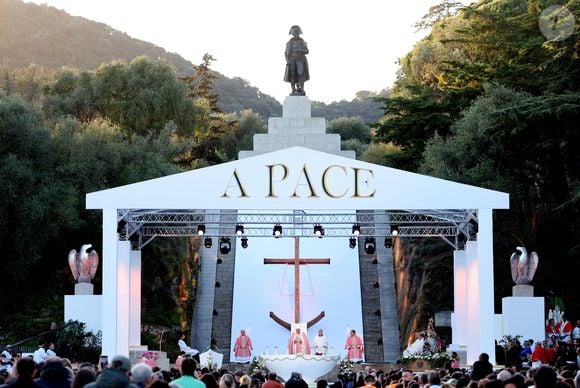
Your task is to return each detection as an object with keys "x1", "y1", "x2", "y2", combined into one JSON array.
[{"x1": 221, "y1": 169, "x2": 249, "y2": 198}]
